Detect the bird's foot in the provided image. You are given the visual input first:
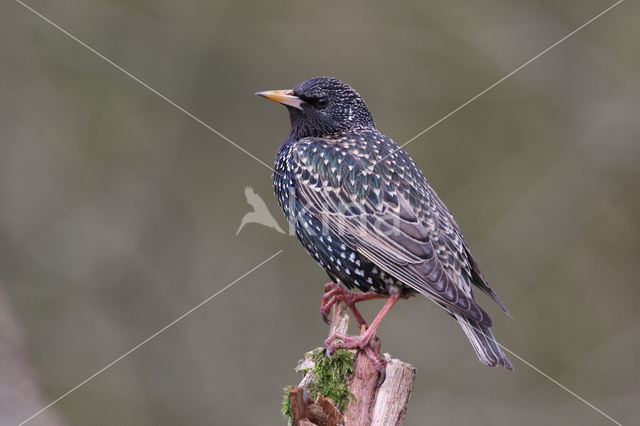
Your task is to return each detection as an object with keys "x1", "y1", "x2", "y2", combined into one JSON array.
[
  {"x1": 324, "y1": 331, "x2": 387, "y2": 386},
  {"x1": 320, "y1": 283, "x2": 386, "y2": 327},
  {"x1": 322, "y1": 289, "x2": 401, "y2": 387}
]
